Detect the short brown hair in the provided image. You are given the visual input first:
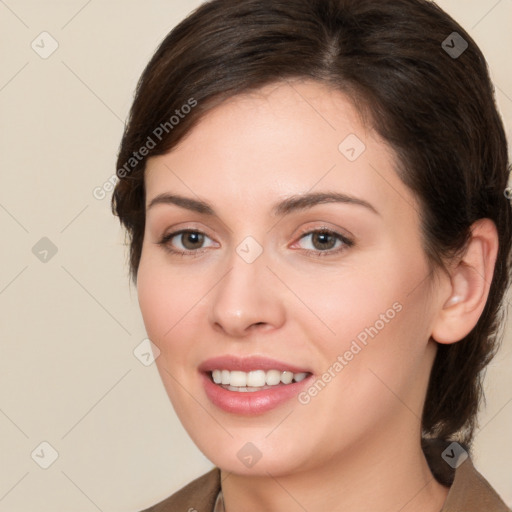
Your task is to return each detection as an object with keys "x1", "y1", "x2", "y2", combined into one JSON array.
[{"x1": 112, "y1": 0, "x2": 512, "y2": 472}]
